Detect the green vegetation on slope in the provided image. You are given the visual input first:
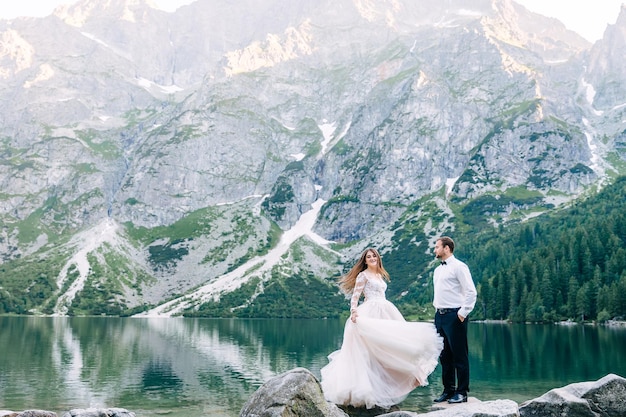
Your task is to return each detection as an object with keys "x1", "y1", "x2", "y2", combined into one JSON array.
[{"x1": 384, "y1": 176, "x2": 626, "y2": 323}]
